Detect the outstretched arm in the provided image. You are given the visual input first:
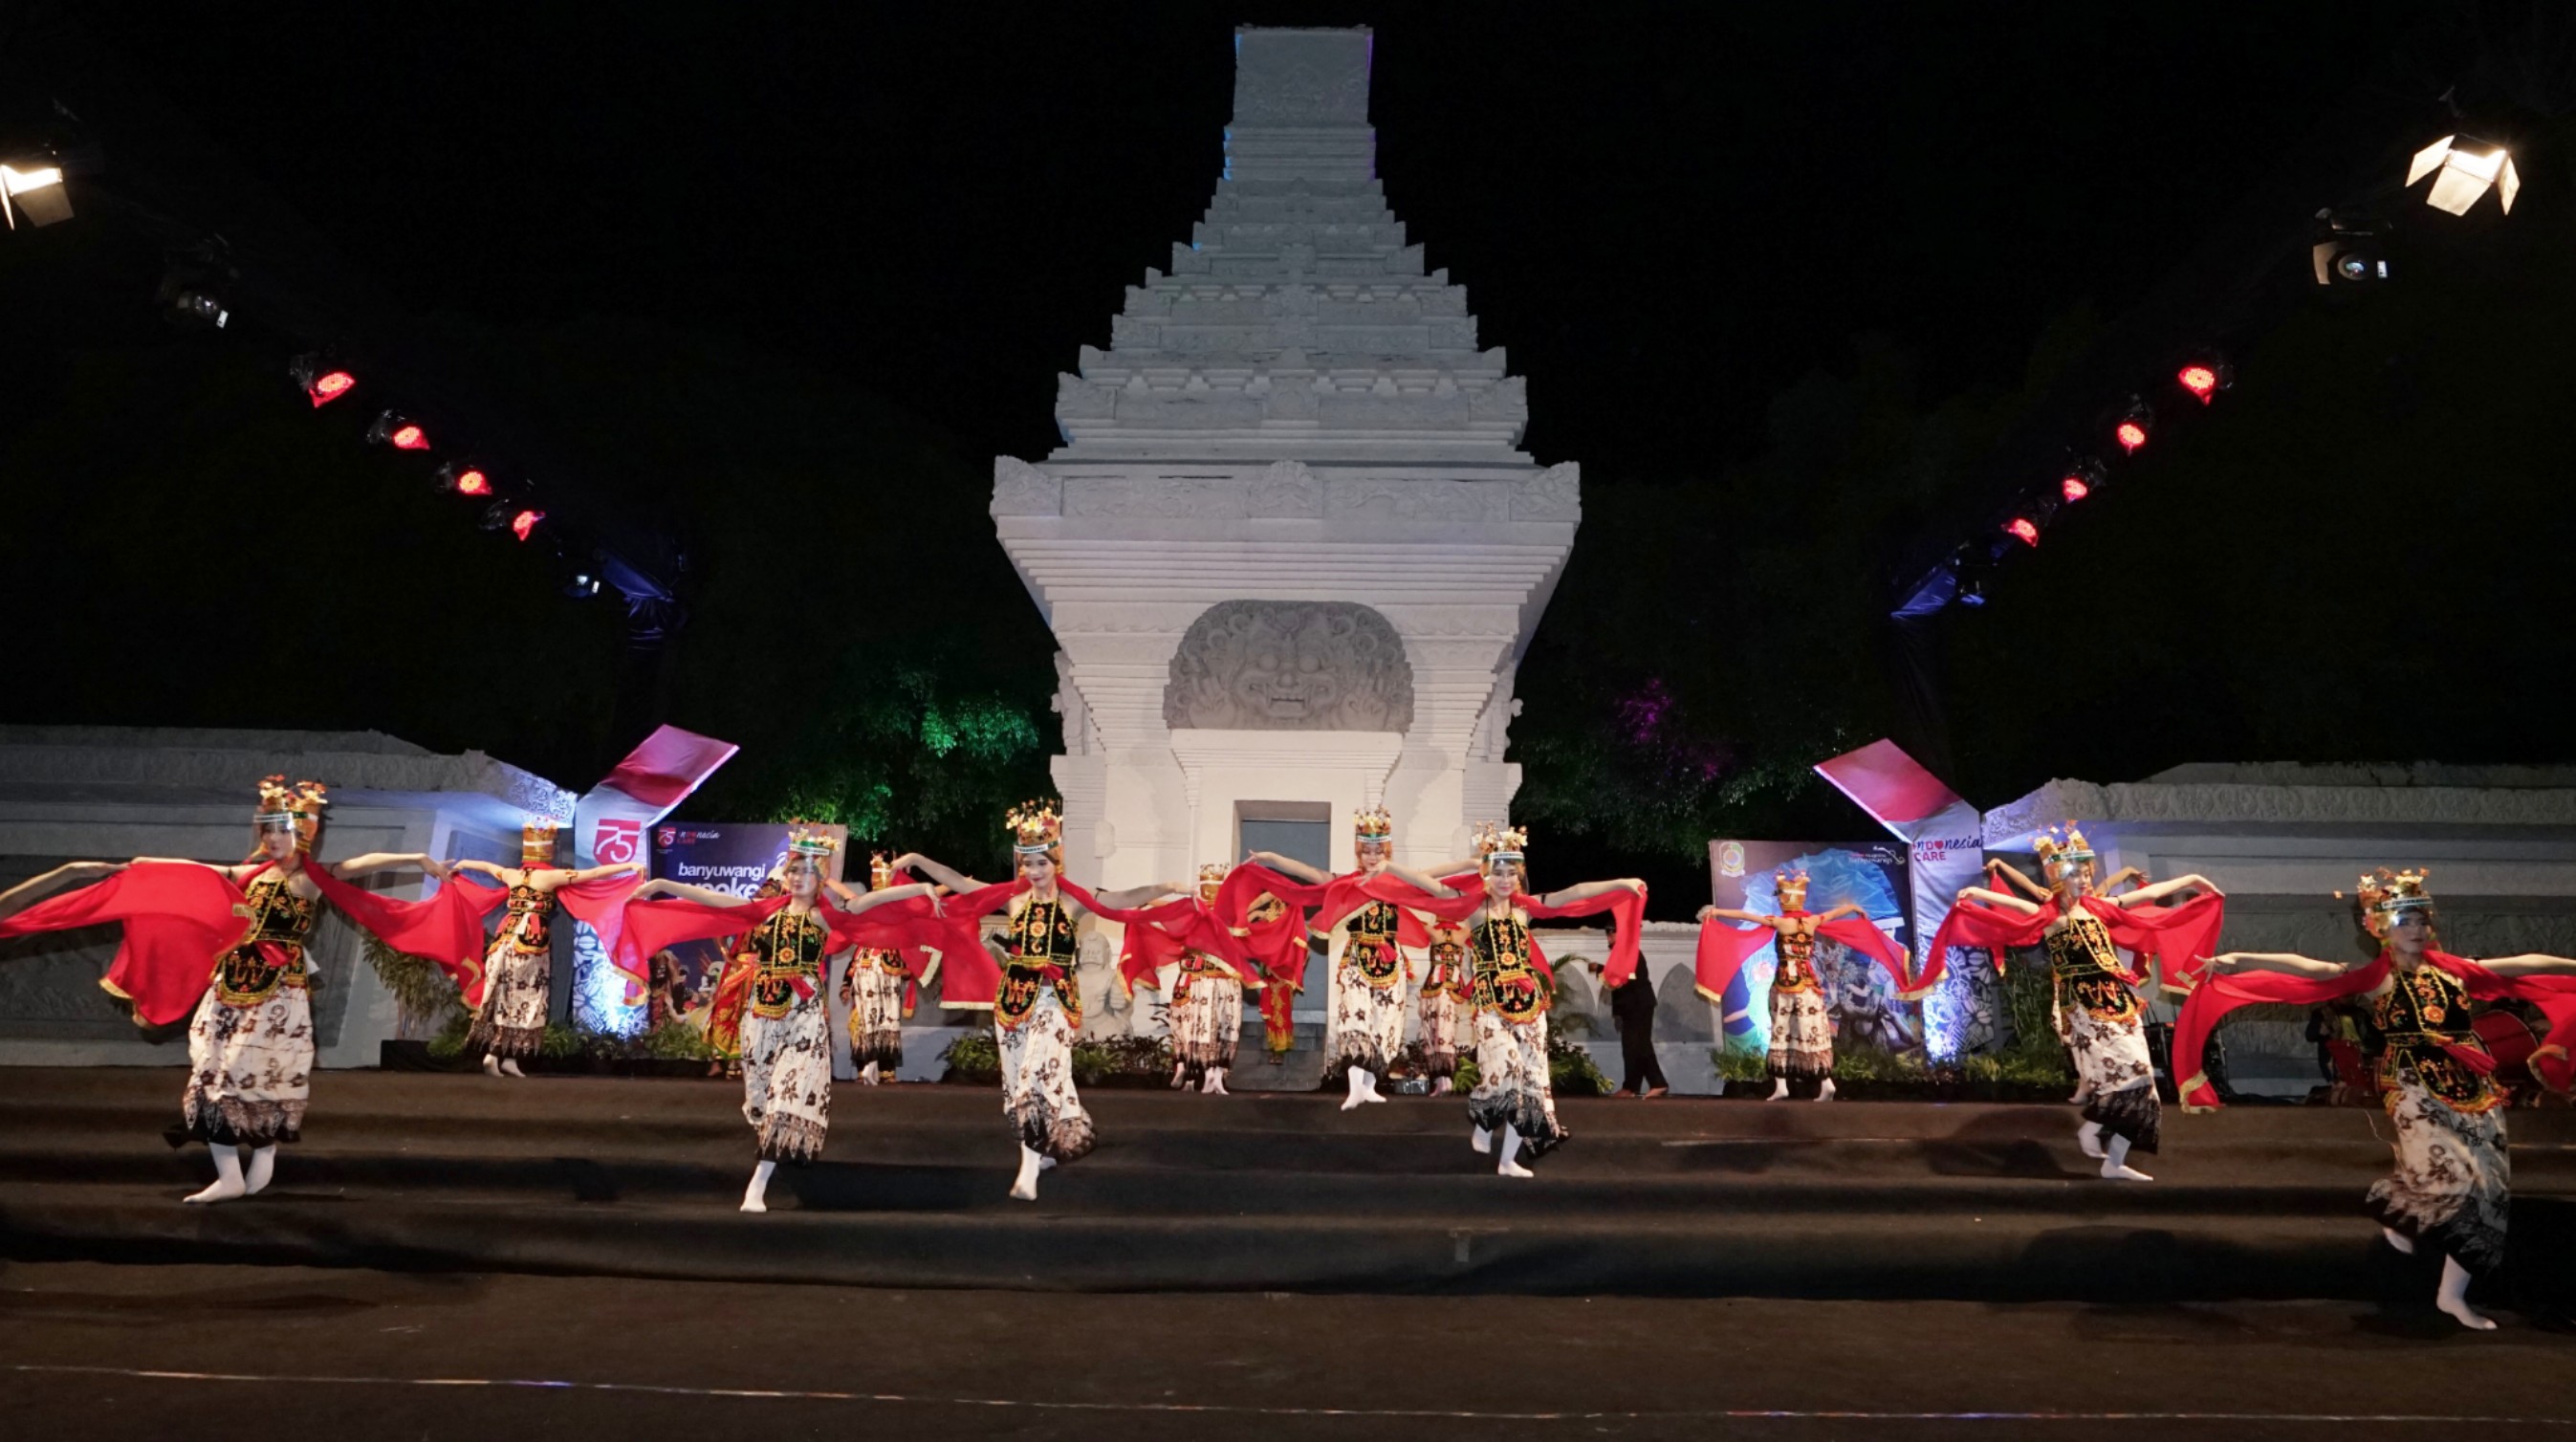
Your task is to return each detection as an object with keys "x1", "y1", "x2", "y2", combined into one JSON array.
[
  {"x1": 1417, "y1": 857, "x2": 1484, "y2": 882},
  {"x1": 1697, "y1": 906, "x2": 1777, "y2": 928},
  {"x1": 1954, "y1": 885, "x2": 2042, "y2": 916},
  {"x1": 1380, "y1": 863, "x2": 1464, "y2": 898},
  {"x1": 892, "y1": 853, "x2": 987, "y2": 894},
  {"x1": 561, "y1": 861, "x2": 645, "y2": 885},
  {"x1": 2115, "y1": 873, "x2": 2224, "y2": 907},
  {"x1": 1089, "y1": 882, "x2": 1187, "y2": 909},
  {"x1": 634, "y1": 879, "x2": 754, "y2": 907},
  {"x1": 2474, "y1": 953, "x2": 2576, "y2": 976},
  {"x1": 839, "y1": 881, "x2": 940, "y2": 915},
  {"x1": 1539, "y1": 878, "x2": 1644, "y2": 908},
  {"x1": 329, "y1": 852, "x2": 451, "y2": 883},
  {"x1": 2209, "y1": 950, "x2": 2349, "y2": 979},
  {"x1": 1816, "y1": 901, "x2": 1867, "y2": 923},
  {"x1": 1244, "y1": 851, "x2": 1330, "y2": 885},
  {"x1": 0, "y1": 861, "x2": 125, "y2": 917},
  {"x1": 1986, "y1": 859, "x2": 2053, "y2": 903},
  {"x1": 450, "y1": 859, "x2": 511, "y2": 882}
]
